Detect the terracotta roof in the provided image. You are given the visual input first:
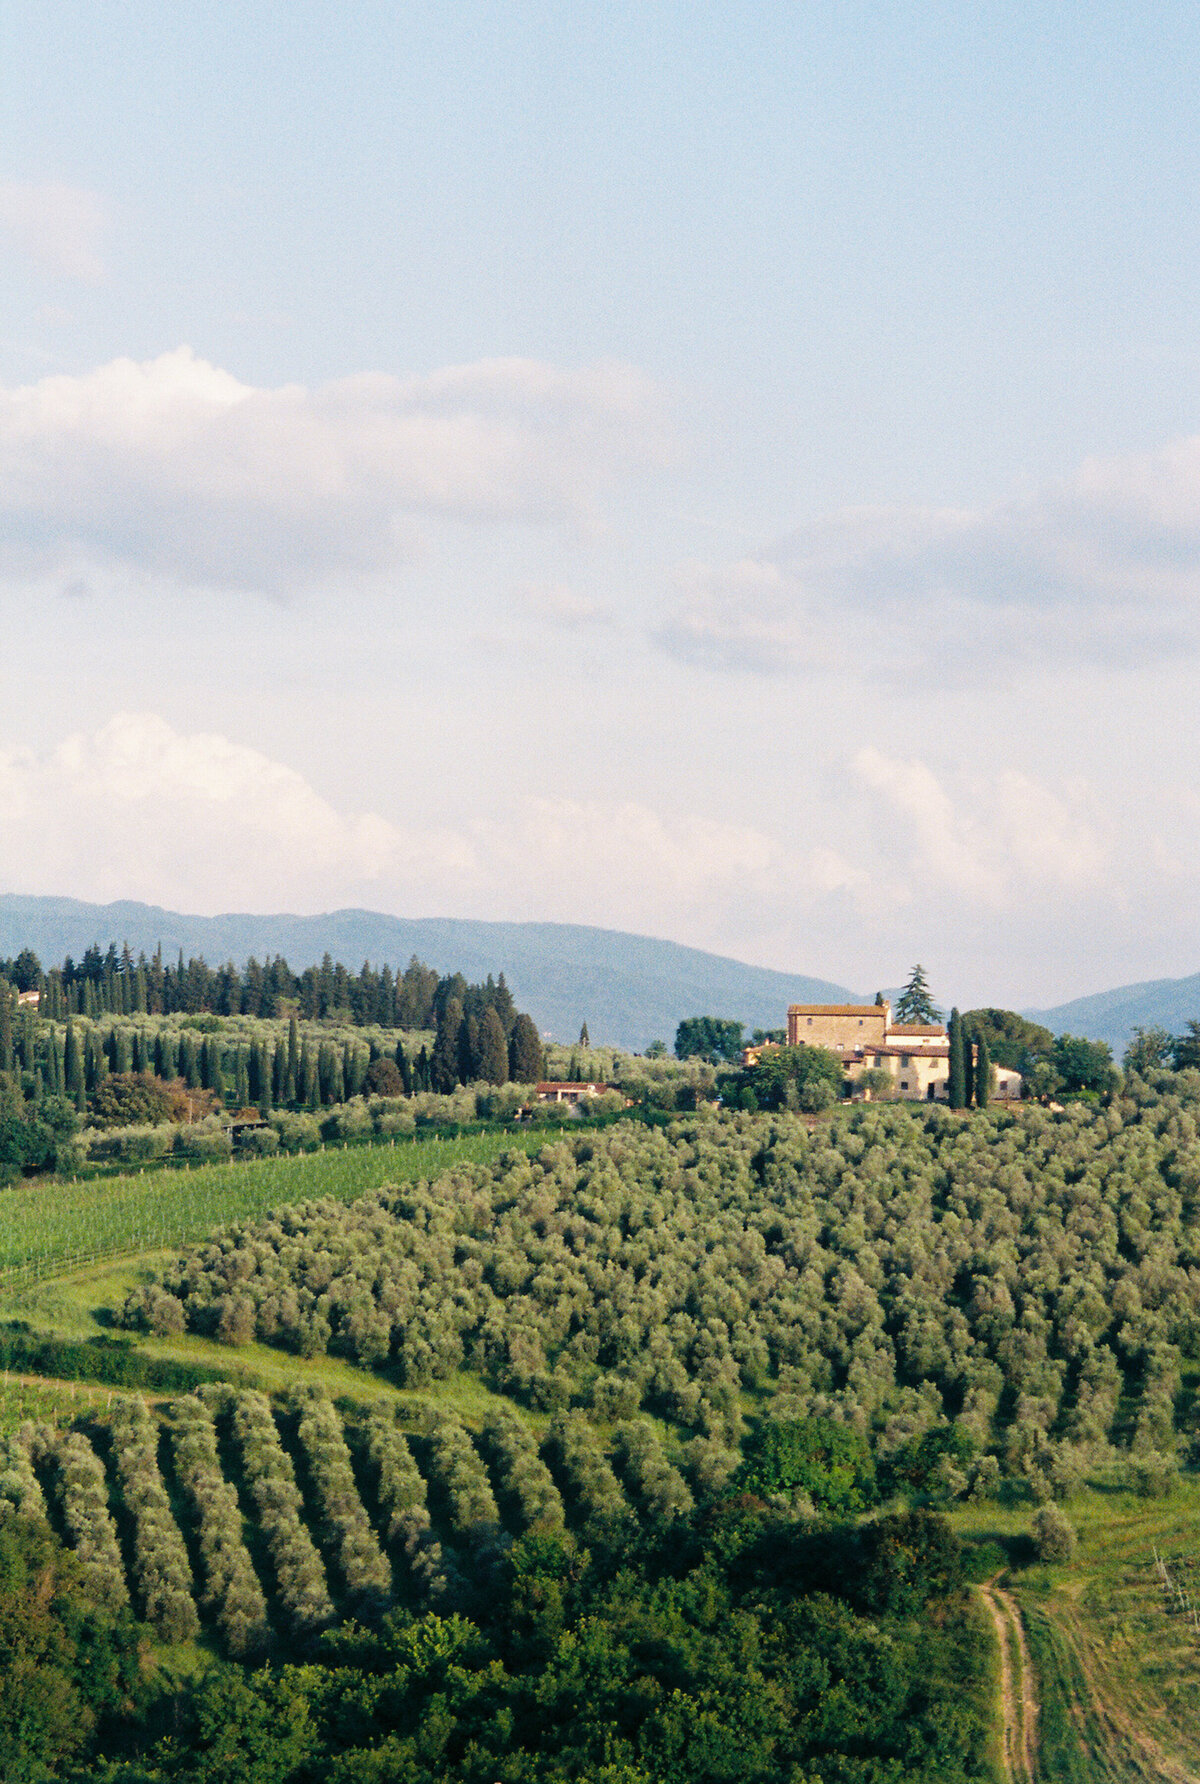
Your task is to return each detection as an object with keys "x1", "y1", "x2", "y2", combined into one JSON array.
[
  {"x1": 787, "y1": 1004, "x2": 887, "y2": 1017},
  {"x1": 889, "y1": 1023, "x2": 946, "y2": 1036},
  {"x1": 855, "y1": 1046, "x2": 950, "y2": 1060}
]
